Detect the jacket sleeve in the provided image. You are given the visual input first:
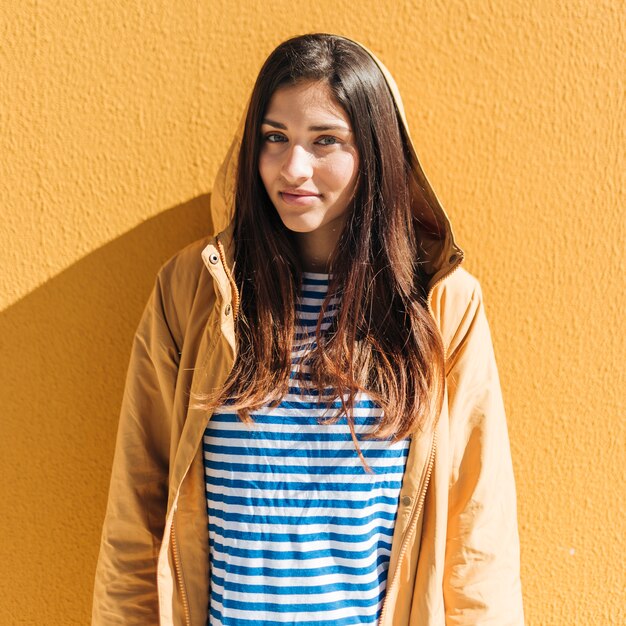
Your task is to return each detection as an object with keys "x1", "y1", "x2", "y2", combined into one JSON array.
[
  {"x1": 92, "y1": 268, "x2": 181, "y2": 625},
  {"x1": 442, "y1": 279, "x2": 525, "y2": 625}
]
